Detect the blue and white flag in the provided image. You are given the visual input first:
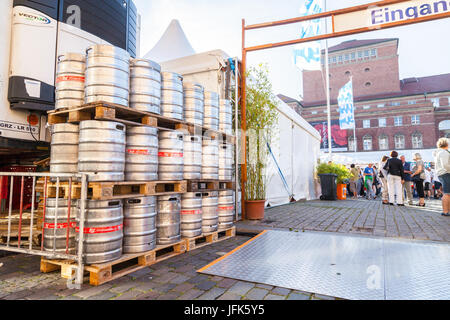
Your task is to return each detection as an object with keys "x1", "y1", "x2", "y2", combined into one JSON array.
[
  {"x1": 293, "y1": 0, "x2": 324, "y2": 71},
  {"x1": 338, "y1": 80, "x2": 355, "y2": 130}
]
